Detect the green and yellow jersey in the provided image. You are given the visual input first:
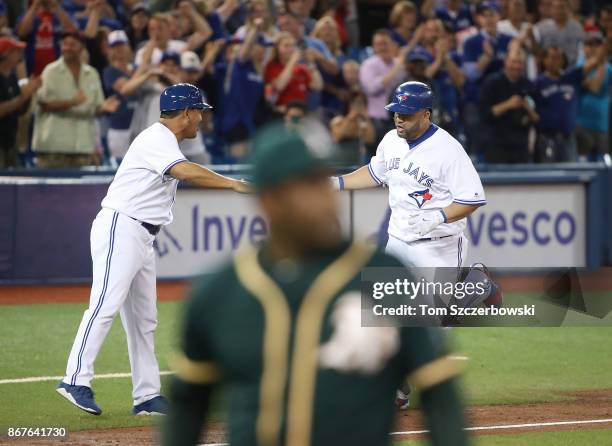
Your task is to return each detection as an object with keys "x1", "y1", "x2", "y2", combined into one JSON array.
[{"x1": 164, "y1": 241, "x2": 467, "y2": 446}]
